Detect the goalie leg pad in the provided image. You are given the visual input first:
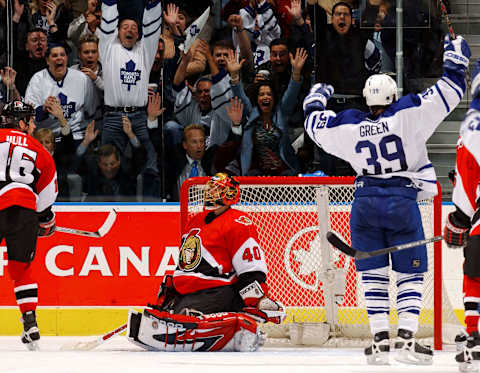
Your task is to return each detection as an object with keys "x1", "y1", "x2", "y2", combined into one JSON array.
[
  {"x1": 127, "y1": 309, "x2": 148, "y2": 350},
  {"x1": 127, "y1": 308, "x2": 263, "y2": 352}
]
